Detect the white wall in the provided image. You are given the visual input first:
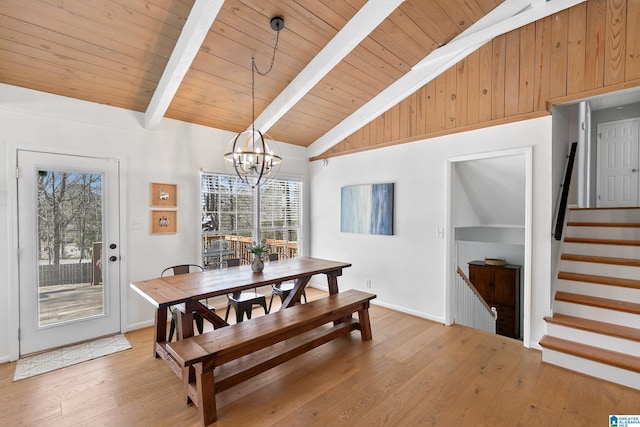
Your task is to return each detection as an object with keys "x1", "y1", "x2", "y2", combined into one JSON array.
[
  {"x1": 0, "y1": 83, "x2": 557, "y2": 360},
  {"x1": 0, "y1": 84, "x2": 309, "y2": 361},
  {"x1": 309, "y1": 116, "x2": 553, "y2": 348},
  {"x1": 456, "y1": 241, "x2": 525, "y2": 278}
]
